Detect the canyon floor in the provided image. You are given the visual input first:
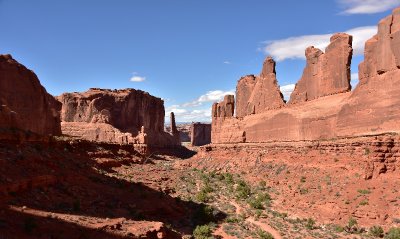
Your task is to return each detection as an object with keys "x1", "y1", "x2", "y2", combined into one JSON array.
[{"x1": 0, "y1": 136, "x2": 399, "y2": 239}]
